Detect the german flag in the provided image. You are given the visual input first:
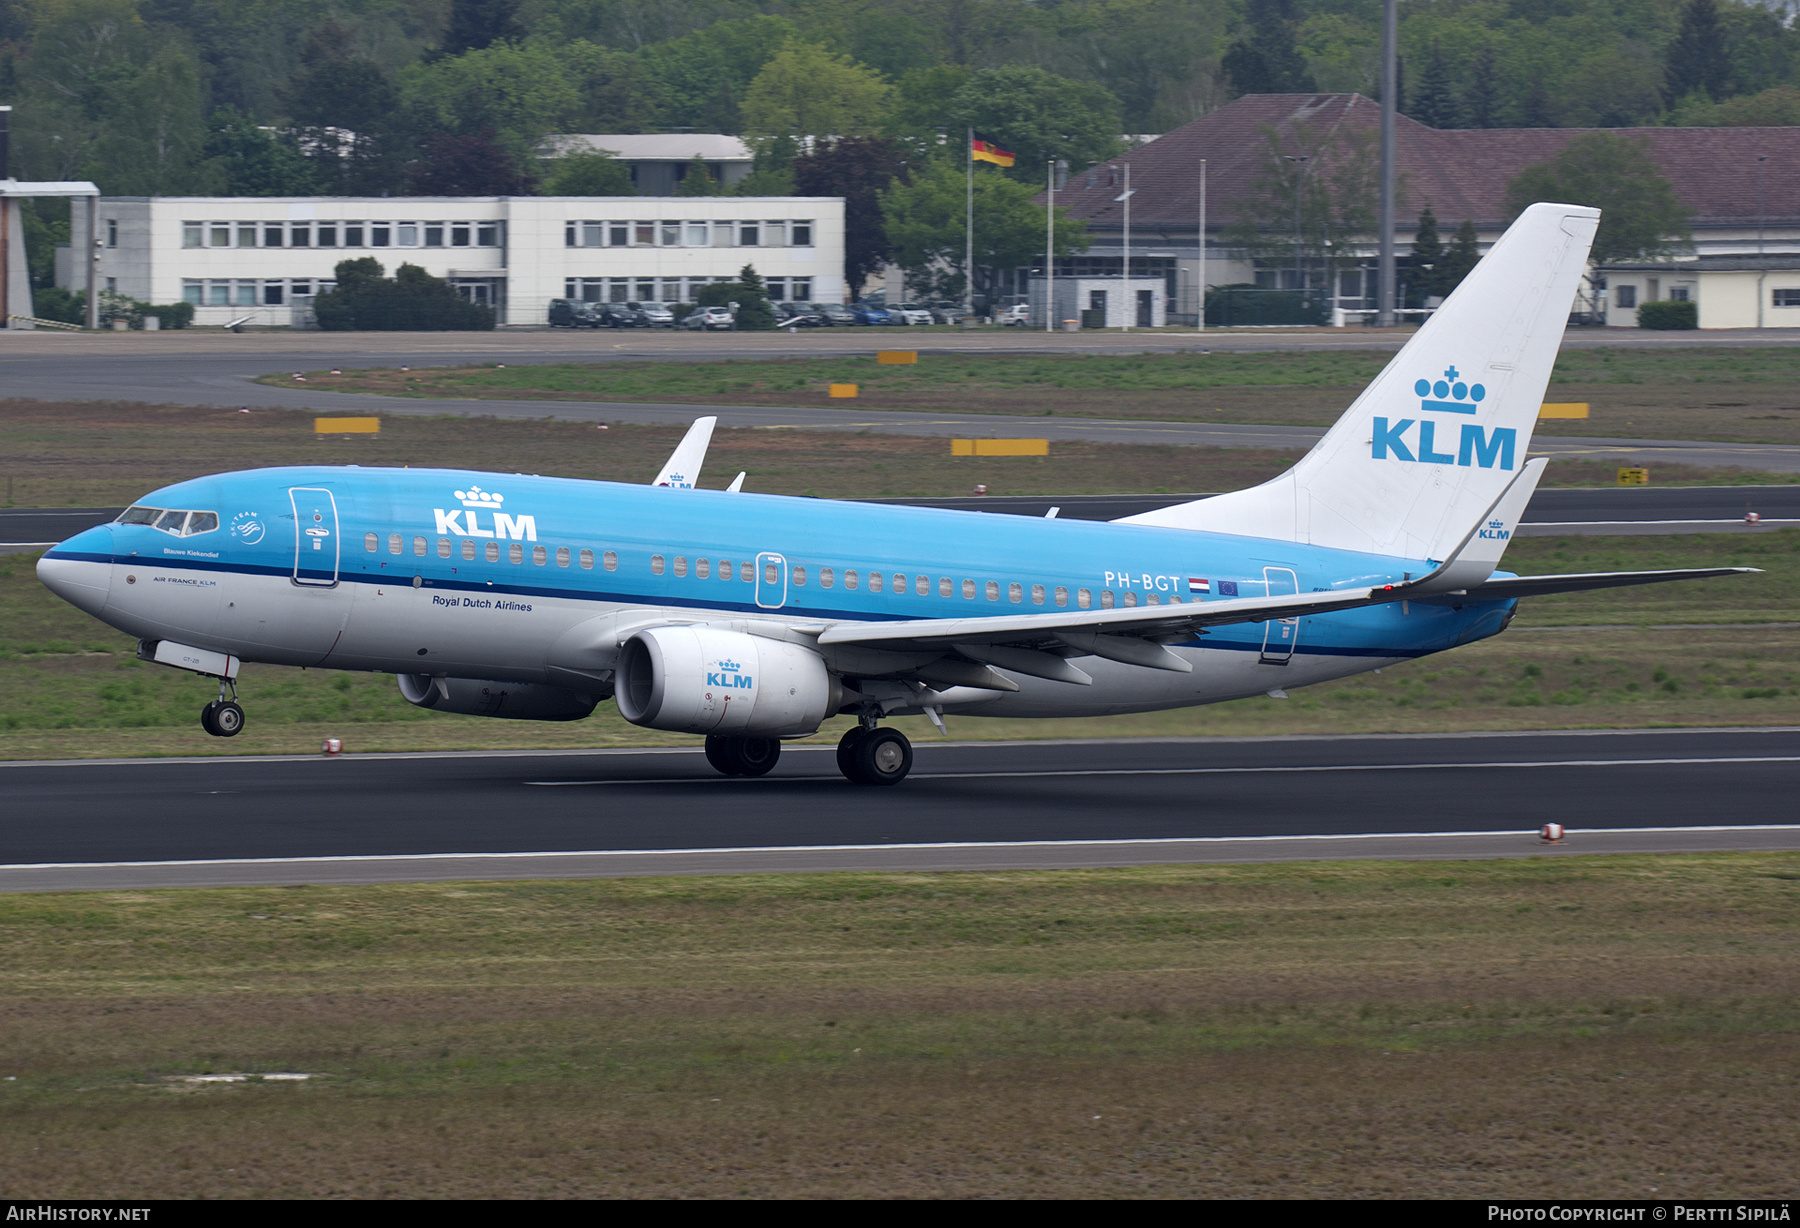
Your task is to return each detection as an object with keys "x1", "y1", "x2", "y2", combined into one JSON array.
[{"x1": 971, "y1": 134, "x2": 1016, "y2": 167}]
